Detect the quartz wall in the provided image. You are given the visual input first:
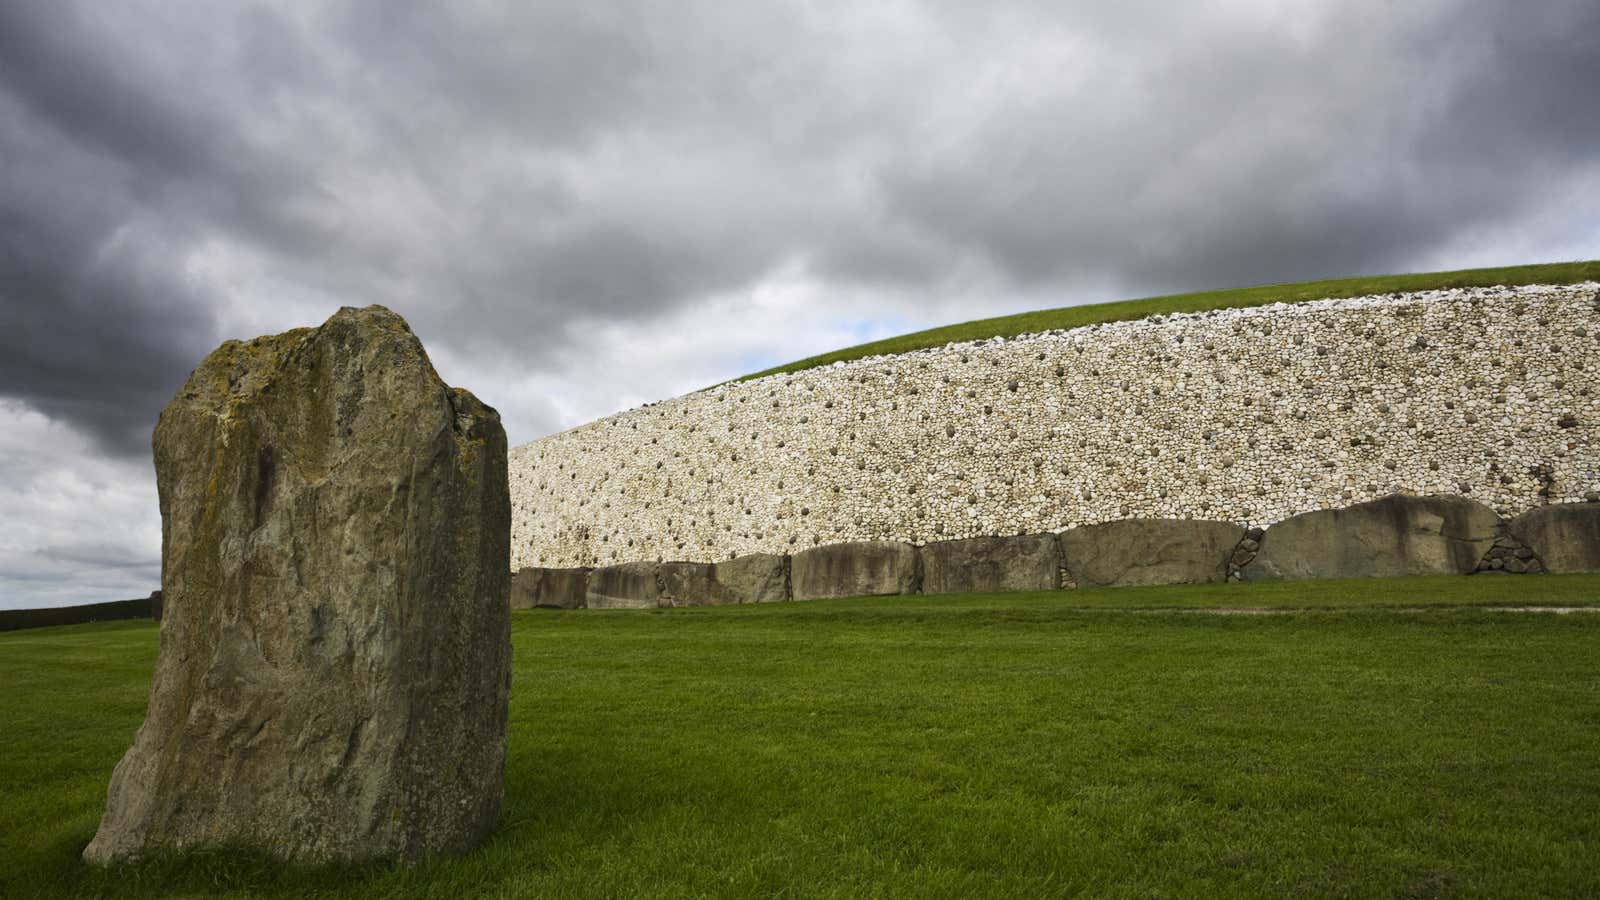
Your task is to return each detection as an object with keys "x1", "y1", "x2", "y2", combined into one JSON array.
[{"x1": 511, "y1": 284, "x2": 1600, "y2": 569}]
